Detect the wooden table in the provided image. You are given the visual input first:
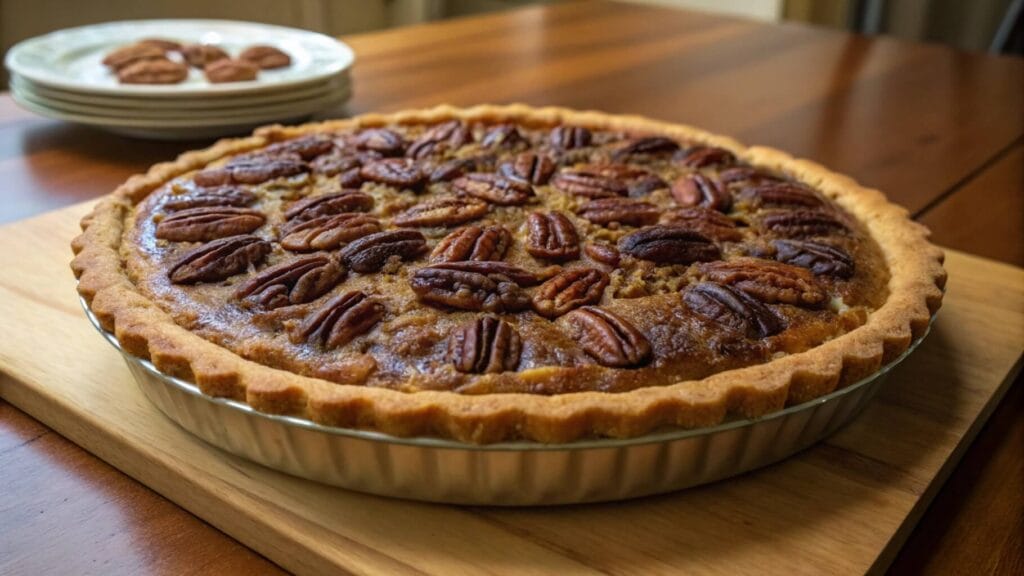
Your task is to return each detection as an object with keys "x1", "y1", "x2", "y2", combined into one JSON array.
[{"x1": 1, "y1": 2, "x2": 1021, "y2": 573}]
